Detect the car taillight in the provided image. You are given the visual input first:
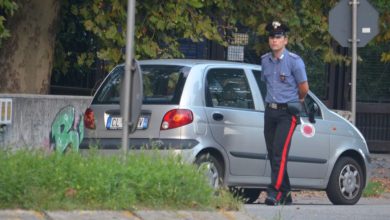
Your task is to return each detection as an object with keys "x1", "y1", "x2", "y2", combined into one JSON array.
[
  {"x1": 161, "y1": 109, "x2": 193, "y2": 130},
  {"x1": 84, "y1": 108, "x2": 96, "y2": 129}
]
